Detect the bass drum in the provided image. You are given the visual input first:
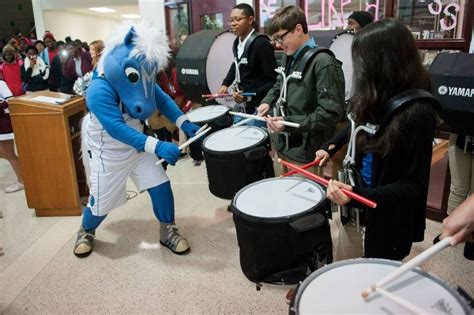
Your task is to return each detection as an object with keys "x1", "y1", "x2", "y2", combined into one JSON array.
[
  {"x1": 329, "y1": 30, "x2": 355, "y2": 100},
  {"x1": 176, "y1": 30, "x2": 236, "y2": 104}
]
